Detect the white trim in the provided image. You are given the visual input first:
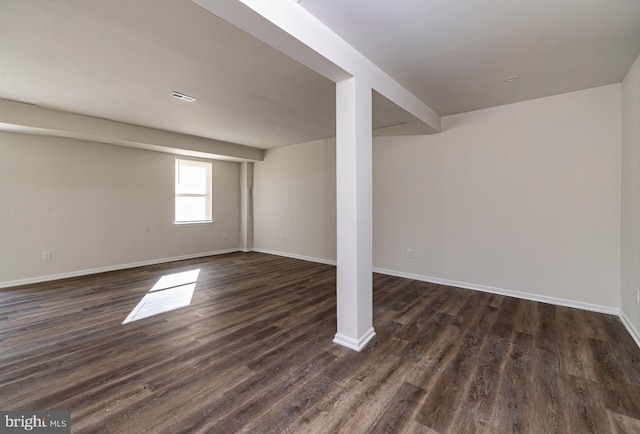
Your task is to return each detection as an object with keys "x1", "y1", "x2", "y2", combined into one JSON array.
[
  {"x1": 250, "y1": 252, "x2": 631, "y2": 344},
  {"x1": 0, "y1": 248, "x2": 241, "y2": 289},
  {"x1": 620, "y1": 310, "x2": 640, "y2": 350},
  {"x1": 372, "y1": 267, "x2": 620, "y2": 316},
  {"x1": 5, "y1": 246, "x2": 636, "y2": 350},
  {"x1": 252, "y1": 248, "x2": 337, "y2": 266},
  {"x1": 333, "y1": 327, "x2": 376, "y2": 351},
  {"x1": 249, "y1": 252, "x2": 620, "y2": 316}
]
